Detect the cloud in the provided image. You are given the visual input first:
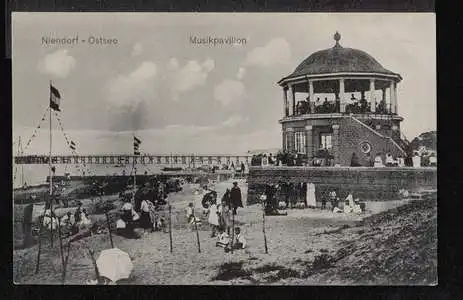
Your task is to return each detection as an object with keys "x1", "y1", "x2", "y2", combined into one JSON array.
[
  {"x1": 222, "y1": 115, "x2": 245, "y2": 127},
  {"x1": 168, "y1": 58, "x2": 179, "y2": 70},
  {"x1": 214, "y1": 79, "x2": 245, "y2": 107},
  {"x1": 245, "y1": 38, "x2": 291, "y2": 67},
  {"x1": 38, "y1": 49, "x2": 76, "y2": 78},
  {"x1": 107, "y1": 61, "x2": 157, "y2": 109},
  {"x1": 237, "y1": 67, "x2": 246, "y2": 80},
  {"x1": 169, "y1": 58, "x2": 215, "y2": 98},
  {"x1": 105, "y1": 61, "x2": 158, "y2": 131},
  {"x1": 131, "y1": 42, "x2": 144, "y2": 56}
]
